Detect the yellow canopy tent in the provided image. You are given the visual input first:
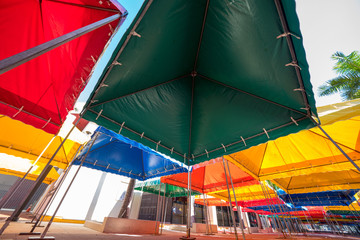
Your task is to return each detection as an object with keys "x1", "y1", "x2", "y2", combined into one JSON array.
[
  {"x1": 208, "y1": 183, "x2": 276, "y2": 202},
  {"x1": 0, "y1": 115, "x2": 81, "y2": 183},
  {"x1": 225, "y1": 99, "x2": 360, "y2": 181},
  {"x1": 326, "y1": 202, "x2": 360, "y2": 212},
  {"x1": 272, "y1": 169, "x2": 360, "y2": 194}
]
